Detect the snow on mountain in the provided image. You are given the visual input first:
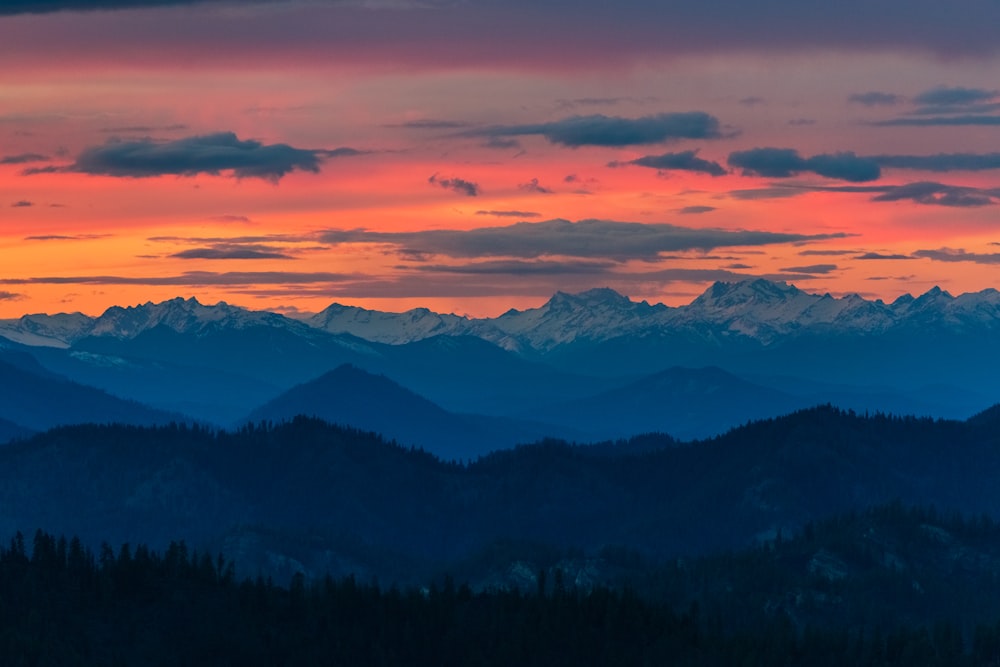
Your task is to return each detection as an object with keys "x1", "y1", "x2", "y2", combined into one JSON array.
[
  {"x1": 87, "y1": 296, "x2": 316, "y2": 340},
  {"x1": 5, "y1": 280, "x2": 1000, "y2": 356},
  {"x1": 488, "y1": 288, "x2": 670, "y2": 352},
  {"x1": 0, "y1": 312, "x2": 95, "y2": 348},
  {"x1": 307, "y1": 303, "x2": 479, "y2": 344}
]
